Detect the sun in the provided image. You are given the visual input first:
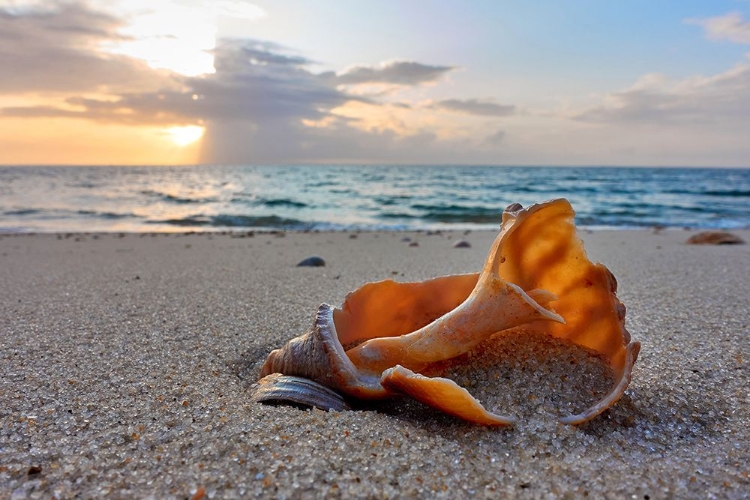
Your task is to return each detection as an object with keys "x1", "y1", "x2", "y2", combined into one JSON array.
[
  {"x1": 101, "y1": 1, "x2": 265, "y2": 77},
  {"x1": 103, "y1": 2, "x2": 216, "y2": 76},
  {"x1": 167, "y1": 125, "x2": 205, "y2": 146}
]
